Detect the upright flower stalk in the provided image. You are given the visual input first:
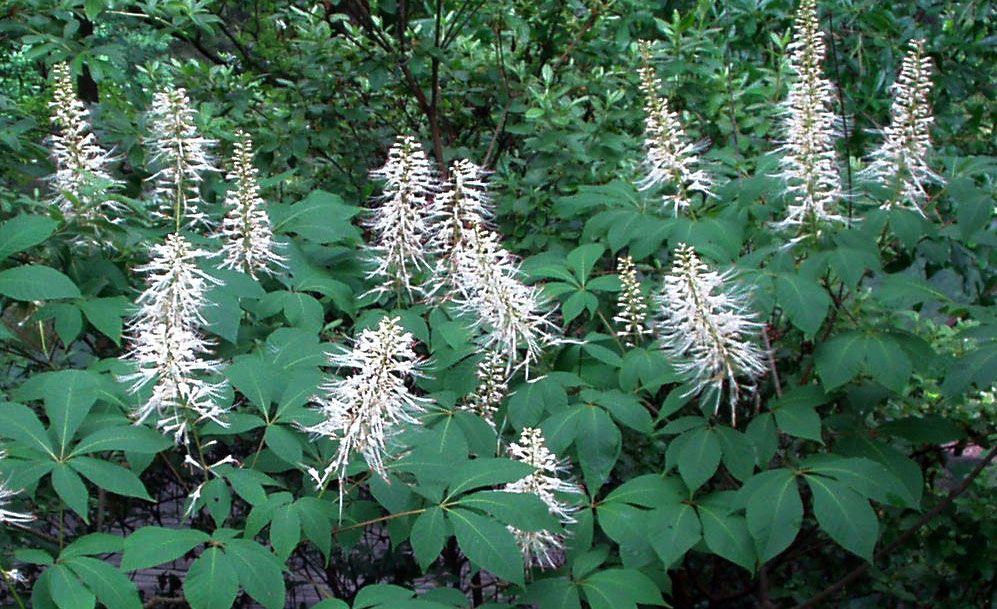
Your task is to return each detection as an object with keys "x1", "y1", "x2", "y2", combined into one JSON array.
[
  {"x1": 775, "y1": 0, "x2": 844, "y2": 235},
  {"x1": 146, "y1": 87, "x2": 217, "y2": 230},
  {"x1": 861, "y1": 39, "x2": 941, "y2": 215},
  {"x1": 217, "y1": 131, "x2": 285, "y2": 276},
  {"x1": 461, "y1": 350, "x2": 508, "y2": 428},
  {"x1": 47, "y1": 62, "x2": 119, "y2": 221},
  {"x1": 303, "y1": 317, "x2": 430, "y2": 490},
  {"x1": 429, "y1": 158, "x2": 494, "y2": 276},
  {"x1": 637, "y1": 42, "x2": 712, "y2": 215},
  {"x1": 613, "y1": 255, "x2": 649, "y2": 346},
  {"x1": 122, "y1": 234, "x2": 226, "y2": 445},
  {"x1": 366, "y1": 135, "x2": 438, "y2": 298},
  {"x1": 655, "y1": 244, "x2": 765, "y2": 422},
  {"x1": 504, "y1": 427, "x2": 582, "y2": 569}
]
